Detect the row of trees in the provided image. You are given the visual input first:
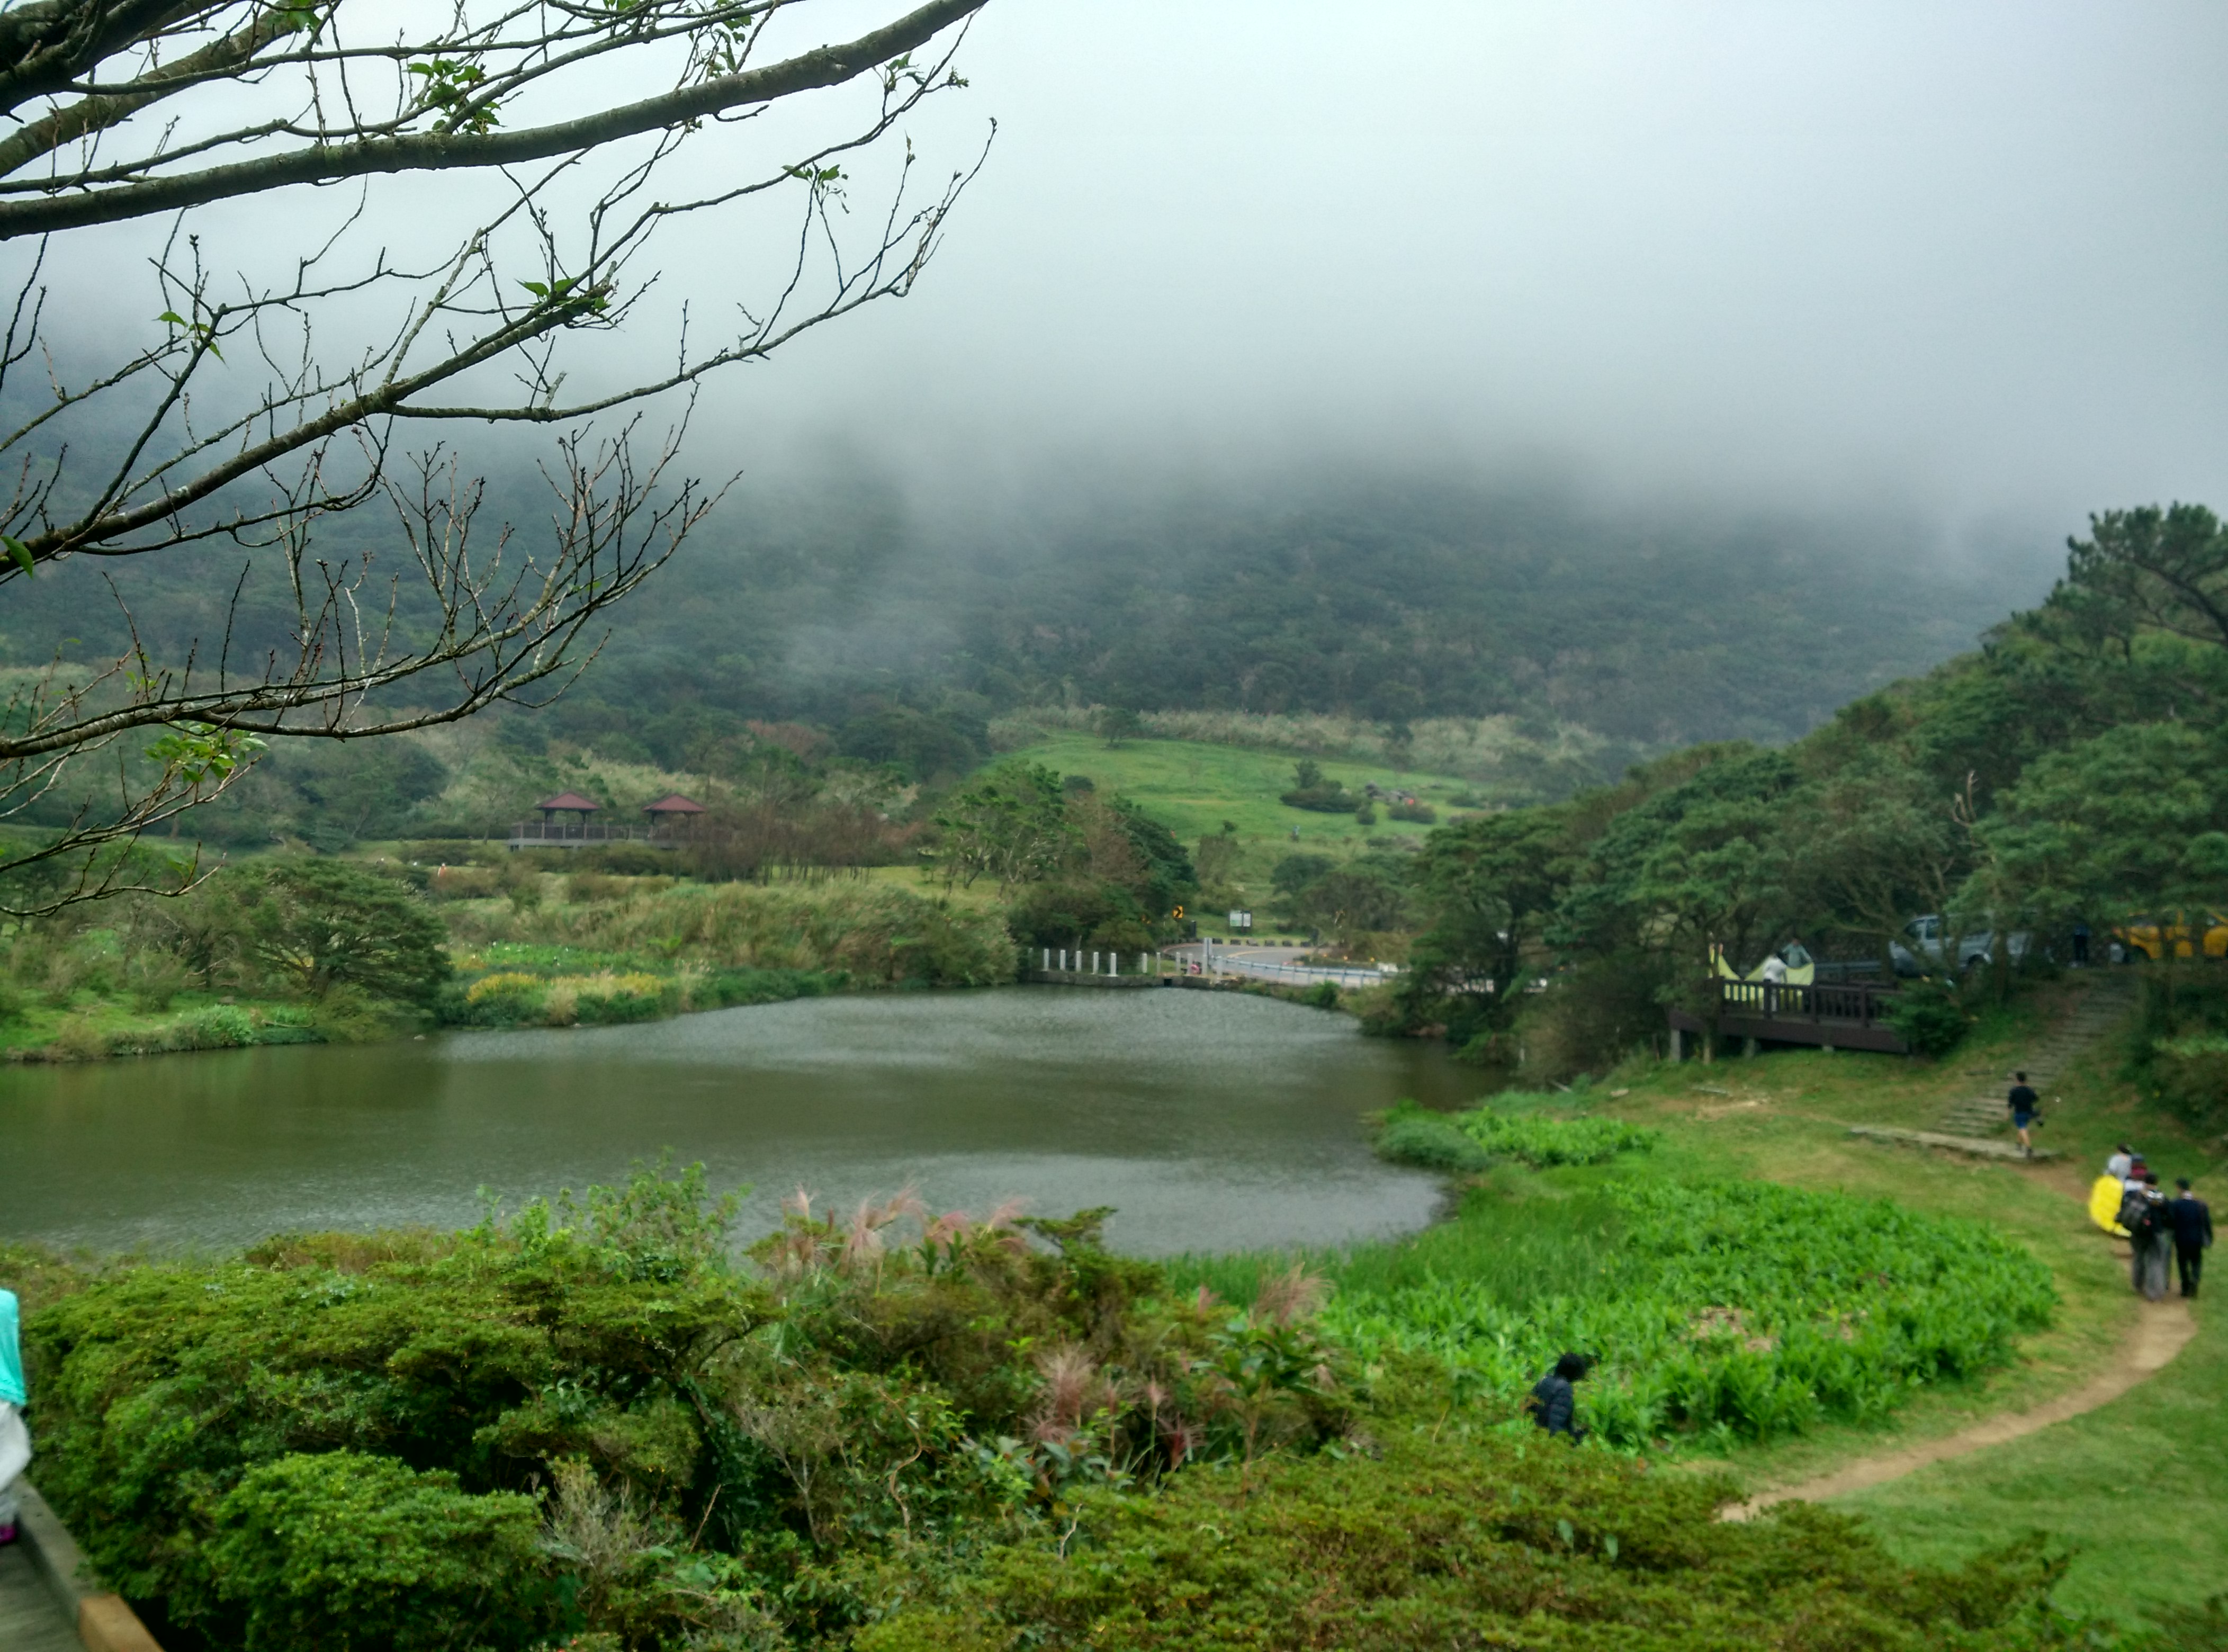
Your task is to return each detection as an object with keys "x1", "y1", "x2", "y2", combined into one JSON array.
[
  {"x1": 1392, "y1": 505, "x2": 2228, "y2": 1068},
  {"x1": 931, "y1": 763, "x2": 1195, "y2": 950}
]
